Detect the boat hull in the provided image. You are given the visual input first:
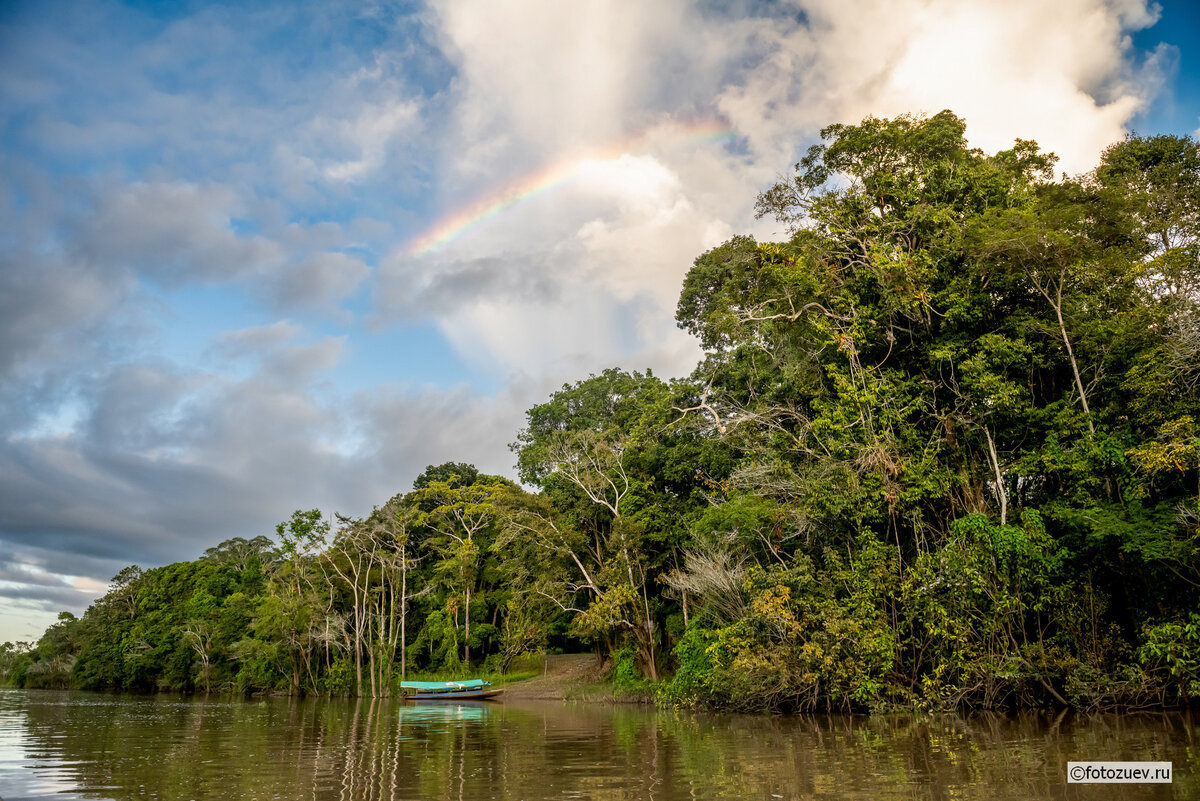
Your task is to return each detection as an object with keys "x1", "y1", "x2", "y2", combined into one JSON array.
[{"x1": 406, "y1": 688, "x2": 505, "y2": 701}]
